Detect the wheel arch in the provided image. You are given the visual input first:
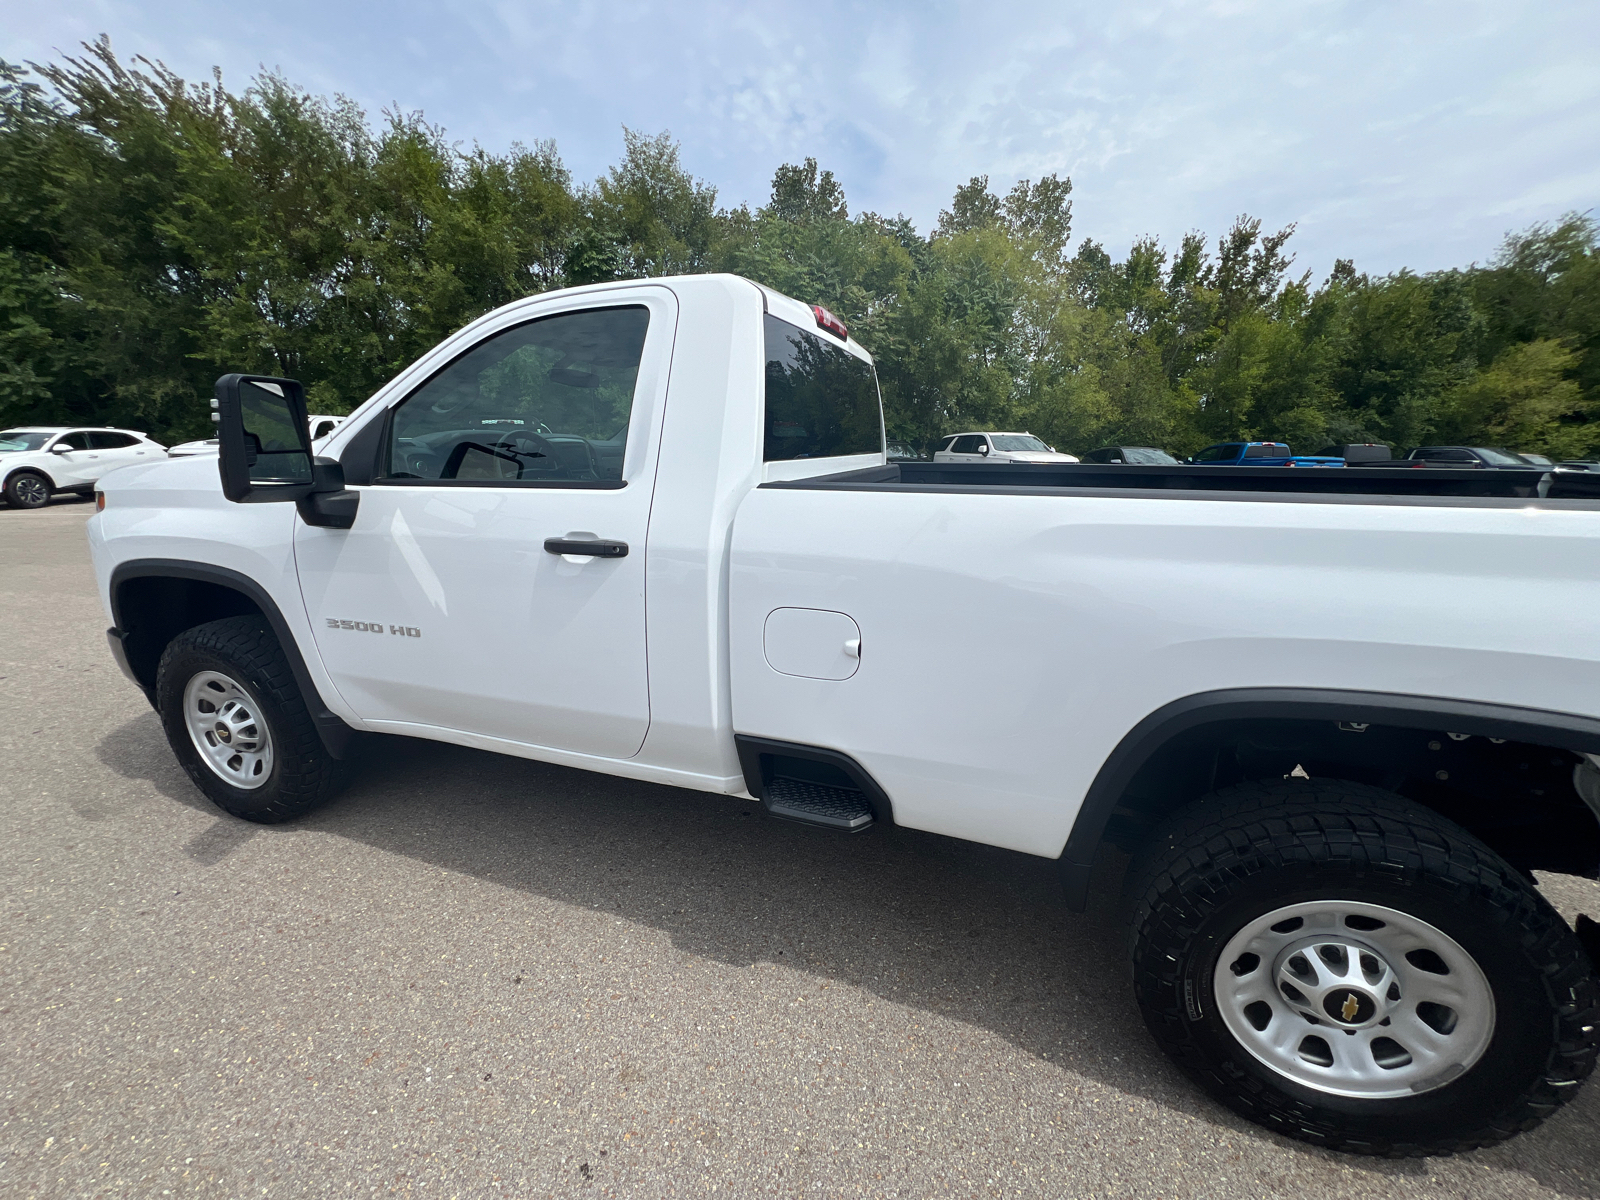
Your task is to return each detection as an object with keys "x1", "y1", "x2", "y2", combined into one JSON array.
[
  {"x1": 1059, "y1": 688, "x2": 1600, "y2": 909},
  {"x1": 109, "y1": 559, "x2": 357, "y2": 758},
  {"x1": 4, "y1": 464, "x2": 56, "y2": 490}
]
